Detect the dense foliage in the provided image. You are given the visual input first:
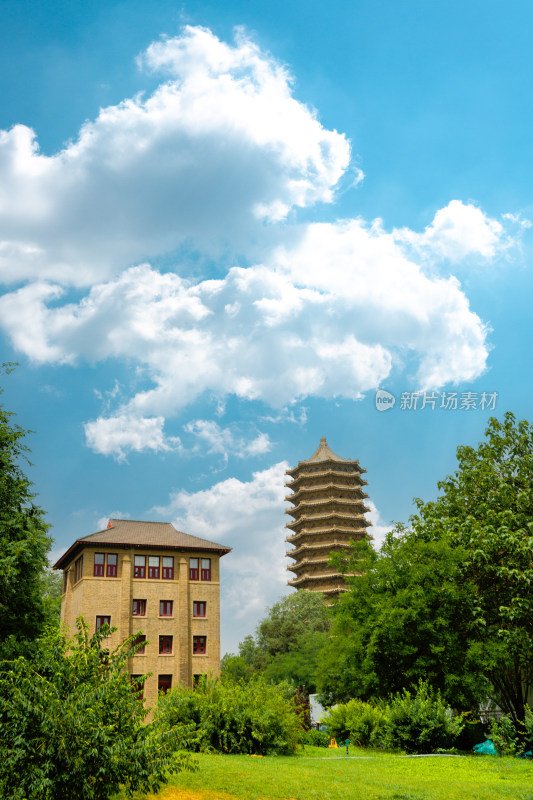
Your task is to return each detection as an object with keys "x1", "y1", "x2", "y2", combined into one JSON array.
[
  {"x1": 318, "y1": 413, "x2": 533, "y2": 732},
  {"x1": 317, "y1": 529, "x2": 482, "y2": 709},
  {"x1": 226, "y1": 591, "x2": 330, "y2": 691},
  {"x1": 156, "y1": 674, "x2": 304, "y2": 755},
  {"x1": 0, "y1": 366, "x2": 52, "y2": 657},
  {"x1": 323, "y1": 681, "x2": 464, "y2": 754},
  {"x1": 0, "y1": 621, "x2": 194, "y2": 800}
]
